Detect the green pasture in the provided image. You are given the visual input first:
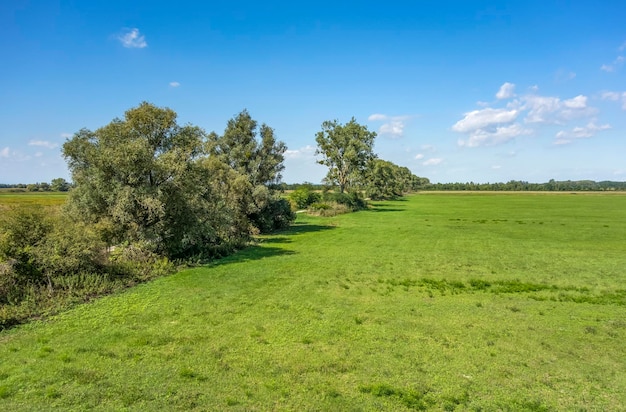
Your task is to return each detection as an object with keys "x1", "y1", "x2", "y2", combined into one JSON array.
[
  {"x1": 1, "y1": 193, "x2": 625, "y2": 410},
  {"x1": 0, "y1": 191, "x2": 68, "y2": 210}
]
